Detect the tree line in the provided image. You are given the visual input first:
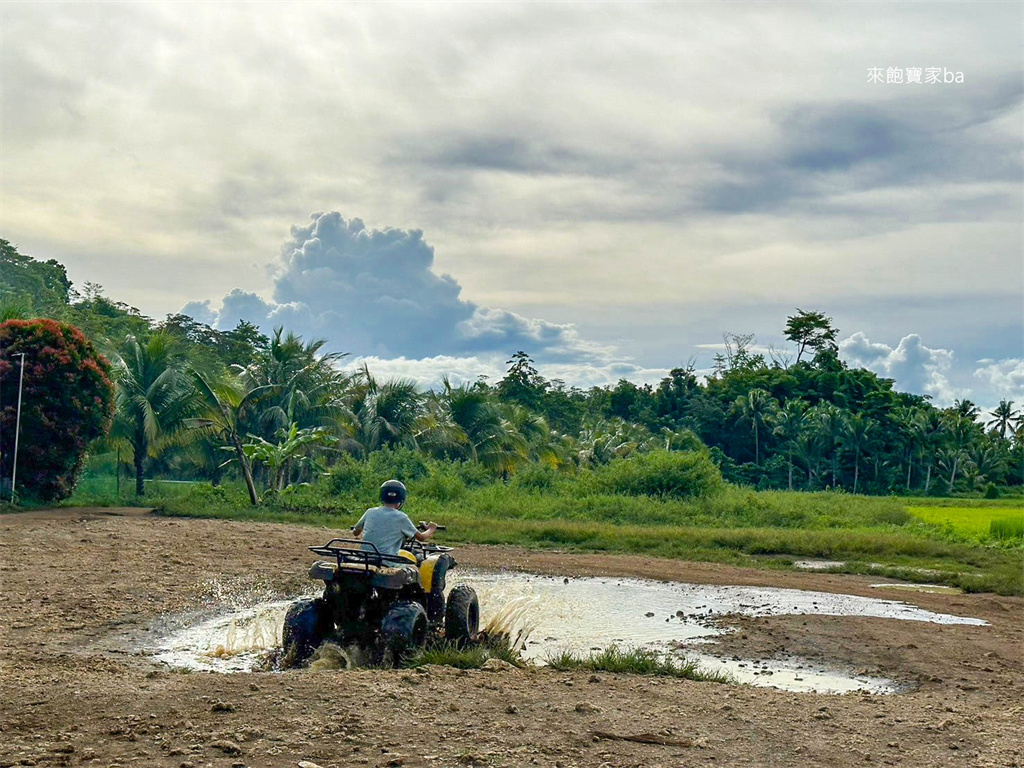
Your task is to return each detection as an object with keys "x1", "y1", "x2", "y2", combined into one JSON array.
[{"x1": 2, "y1": 239, "x2": 1021, "y2": 503}]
